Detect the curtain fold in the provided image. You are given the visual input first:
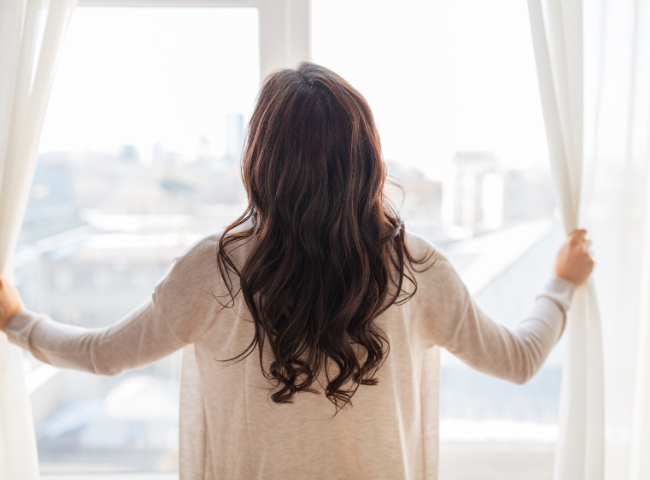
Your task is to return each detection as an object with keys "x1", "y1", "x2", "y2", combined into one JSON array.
[
  {"x1": 580, "y1": 0, "x2": 650, "y2": 478},
  {"x1": 0, "y1": 0, "x2": 77, "y2": 478},
  {"x1": 527, "y1": 1, "x2": 605, "y2": 479}
]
